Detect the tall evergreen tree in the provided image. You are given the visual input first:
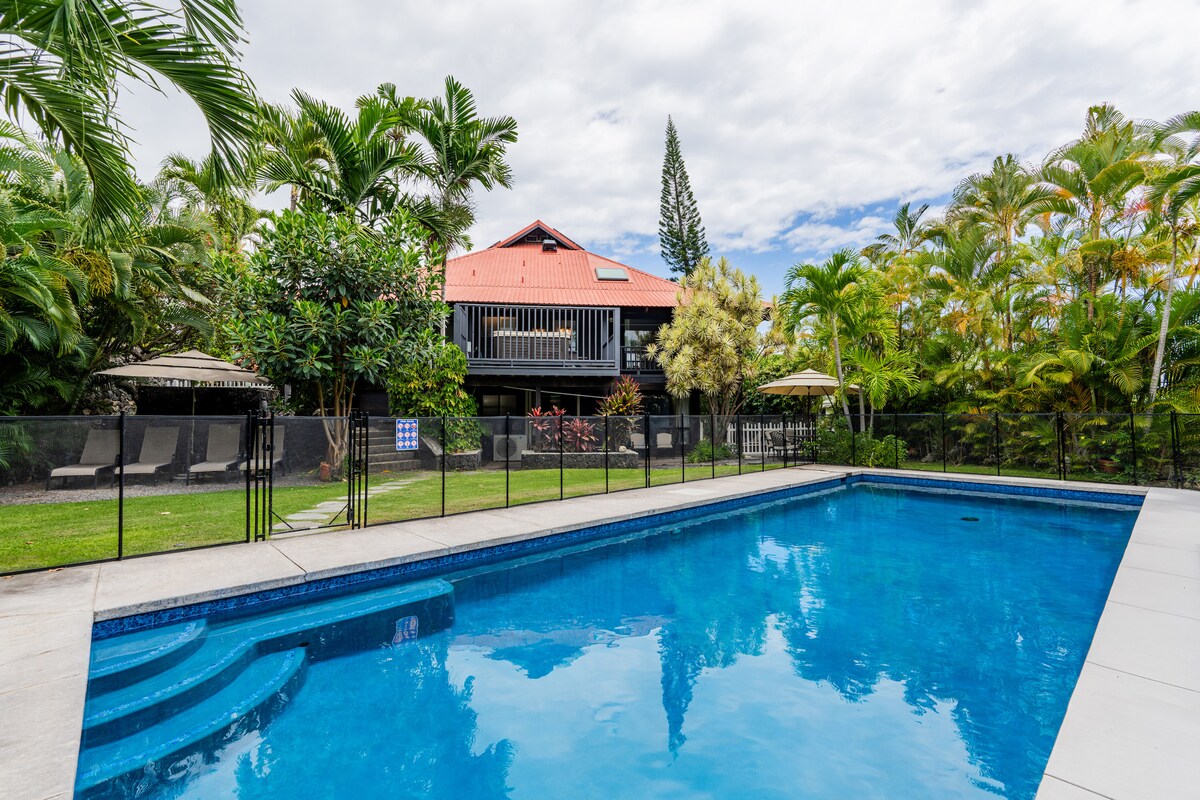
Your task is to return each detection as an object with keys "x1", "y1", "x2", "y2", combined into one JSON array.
[{"x1": 659, "y1": 117, "x2": 709, "y2": 275}]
